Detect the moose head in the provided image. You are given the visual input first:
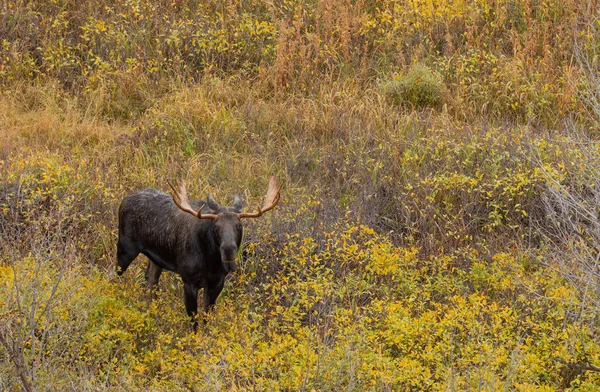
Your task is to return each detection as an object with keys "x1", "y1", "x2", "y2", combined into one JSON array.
[{"x1": 167, "y1": 175, "x2": 282, "y2": 273}]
